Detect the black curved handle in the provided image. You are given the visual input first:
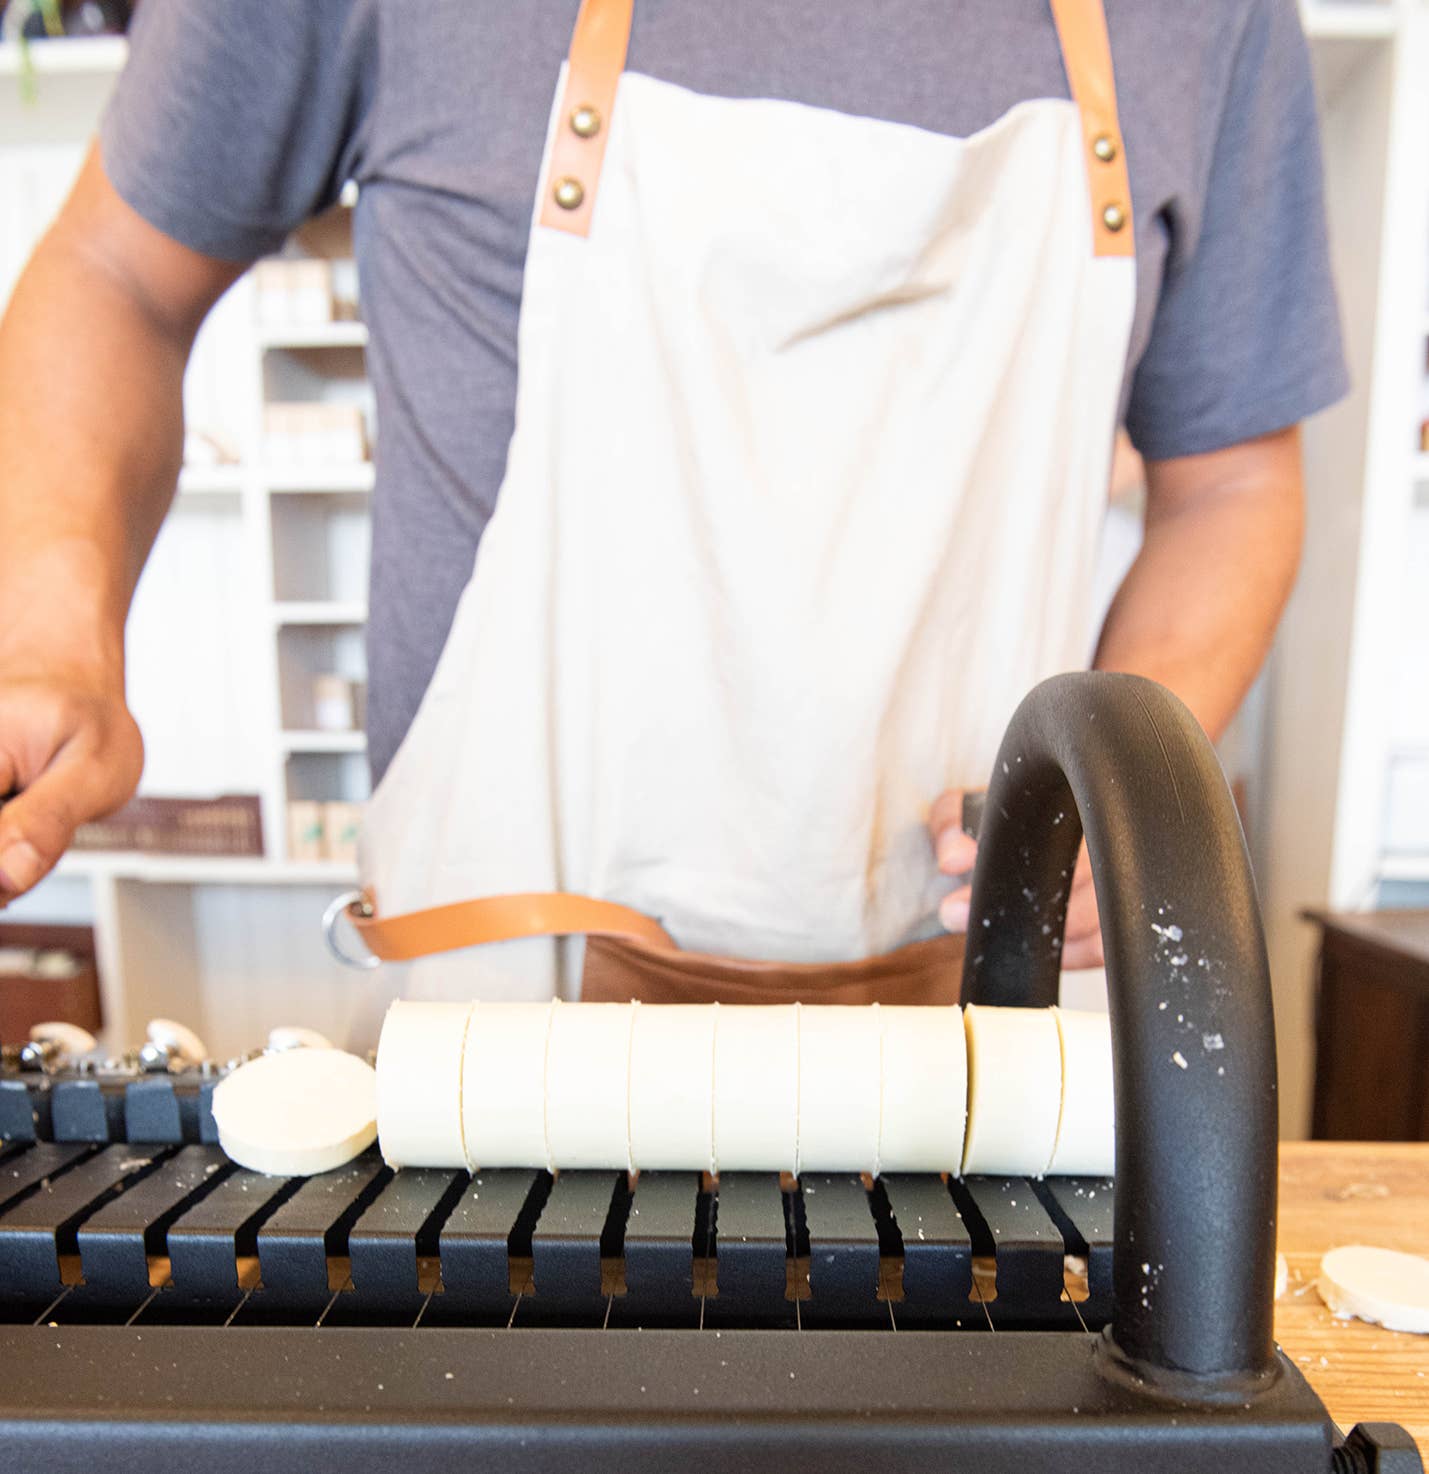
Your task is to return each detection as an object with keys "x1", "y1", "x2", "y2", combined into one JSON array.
[{"x1": 961, "y1": 672, "x2": 1278, "y2": 1389}]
